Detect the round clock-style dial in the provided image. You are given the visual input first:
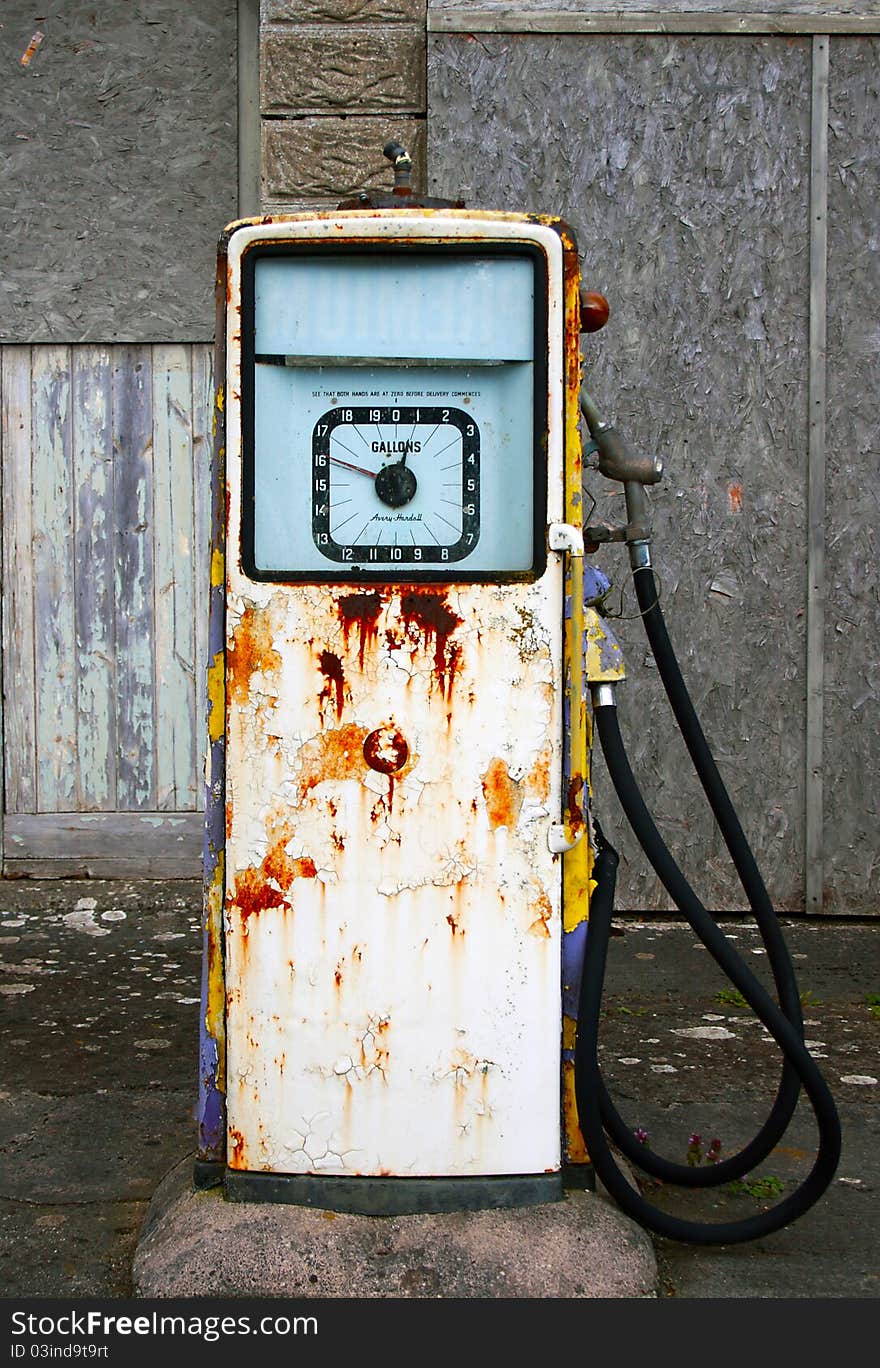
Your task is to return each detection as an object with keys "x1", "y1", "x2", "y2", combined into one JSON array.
[{"x1": 312, "y1": 406, "x2": 480, "y2": 565}]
